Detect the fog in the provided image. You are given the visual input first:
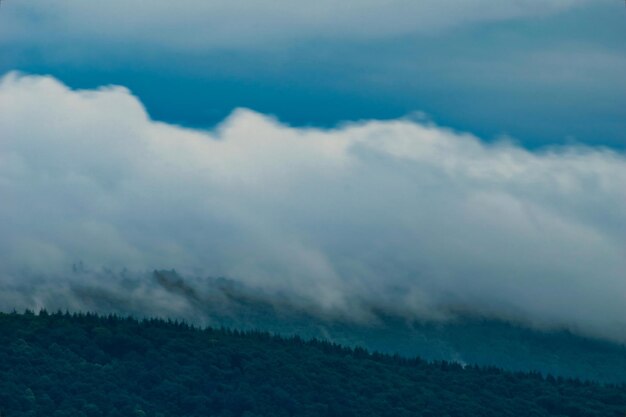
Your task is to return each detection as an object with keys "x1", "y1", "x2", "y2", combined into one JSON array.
[{"x1": 1, "y1": 73, "x2": 625, "y2": 342}]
